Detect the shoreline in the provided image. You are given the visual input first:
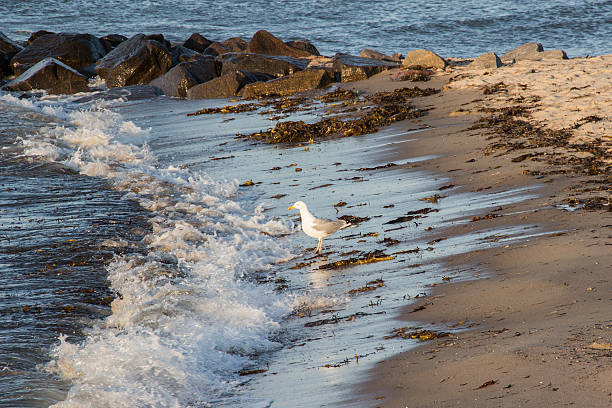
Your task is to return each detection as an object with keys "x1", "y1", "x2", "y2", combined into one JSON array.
[{"x1": 347, "y1": 60, "x2": 611, "y2": 406}]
